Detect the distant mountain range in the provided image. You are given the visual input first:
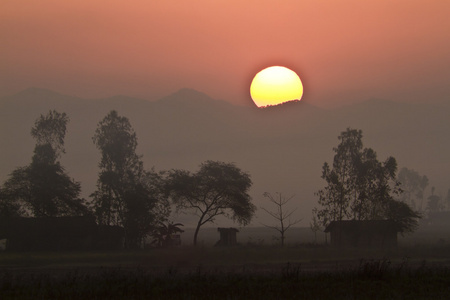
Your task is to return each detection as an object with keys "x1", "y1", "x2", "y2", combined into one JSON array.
[{"x1": 1, "y1": 88, "x2": 449, "y2": 225}]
